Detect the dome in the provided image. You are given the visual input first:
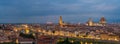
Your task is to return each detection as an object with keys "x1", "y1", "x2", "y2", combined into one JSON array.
[
  {"x1": 100, "y1": 17, "x2": 106, "y2": 22},
  {"x1": 99, "y1": 17, "x2": 106, "y2": 24}
]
